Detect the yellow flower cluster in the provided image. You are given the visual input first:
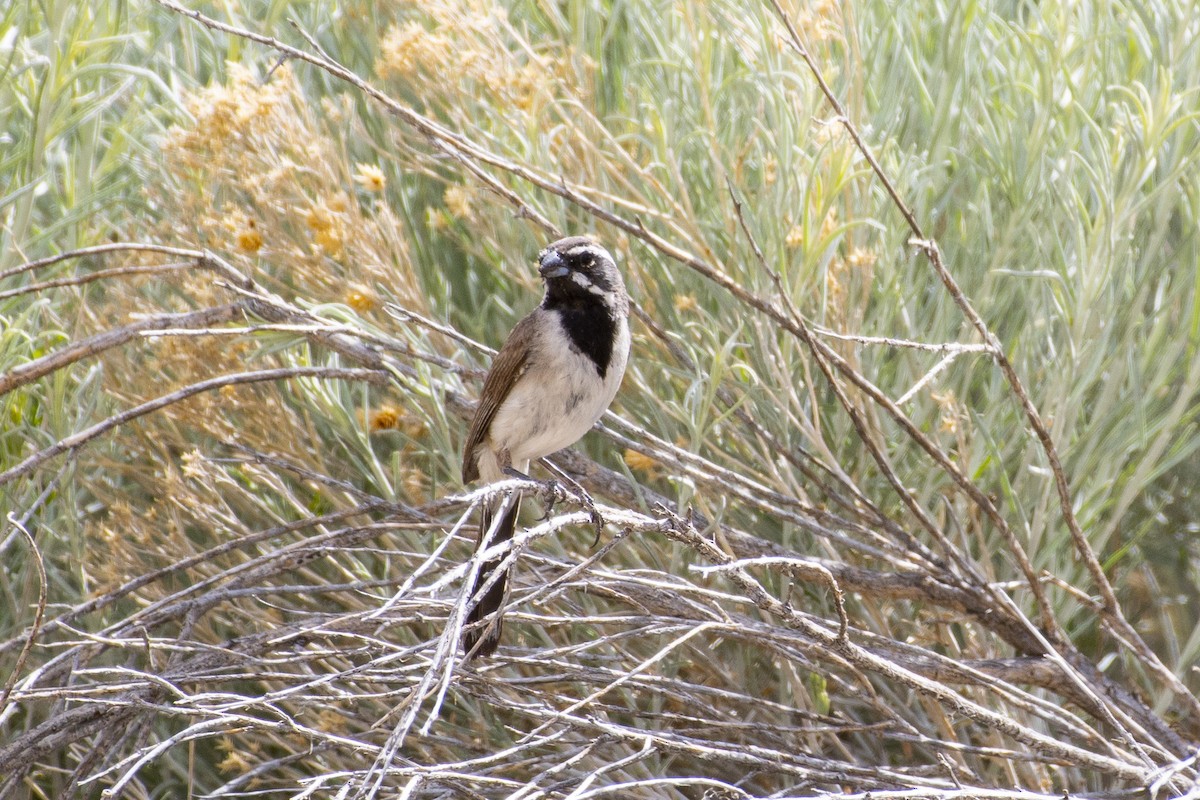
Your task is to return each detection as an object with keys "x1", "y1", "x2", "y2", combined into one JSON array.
[
  {"x1": 443, "y1": 185, "x2": 475, "y2": 221},
  {"x1": 303, "y1": 195, "x2": 352, "y2": 257},
  {"x1": 624, "y1": 448, "x2": 662, "y2": 477},
  {"x1": 365, "y1": 403, "x2": 427, "y2": 438},
  {"x1": 166, "y1": 64, "x2": 292, "y2": 168},
  {"x1": 236, "y1": 219, "x2": 263, "y2": 253},
  {"x1": 376, "y1": 0, "x2": 565, "y2": 116},
  {"x1": 785, "y1": 224, "x2": 805, "y2": 250},
  {"x1": 354, "y1": 163, "x2": 386, "y2": 193},
  {"x1": 345, "y1": 285, "x2": 378, "y2": 313},
  {"x1": 777, "y1": 0, "x2": 845, "y2": 47},
  {"x1": 157, "y1": 63, "x2": 420, "y2": 307},
  {"x1": 376, "y1": 21, "x2": 453, "y2": 79}
]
